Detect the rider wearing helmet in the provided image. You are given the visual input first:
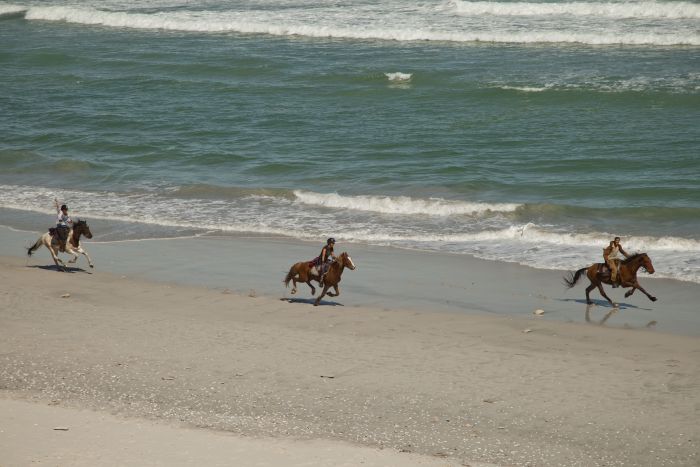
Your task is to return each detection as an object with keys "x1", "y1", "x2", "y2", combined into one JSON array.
[
  {"x1": 54, "y1": 198, "x2": 73, "y2": 251},
  {"x1": 318, "y1": 237, "x2": 336, "y2": 287}
]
